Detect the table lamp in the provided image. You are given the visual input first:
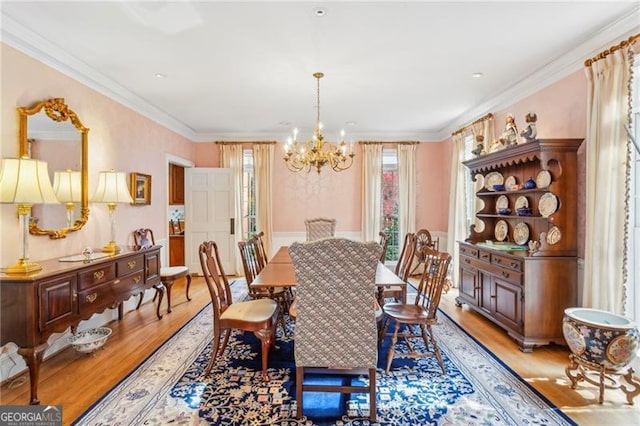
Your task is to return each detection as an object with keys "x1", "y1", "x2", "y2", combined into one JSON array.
[
  {"x1": 91, "y1": 170, "x2": 133, "y2": 254},
  {"x1": 53, "y1": 169, "x2": 81, "y2": 227},
  {"x1": 0, "y1": 157, "x2": 59, "y2": 274}
]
